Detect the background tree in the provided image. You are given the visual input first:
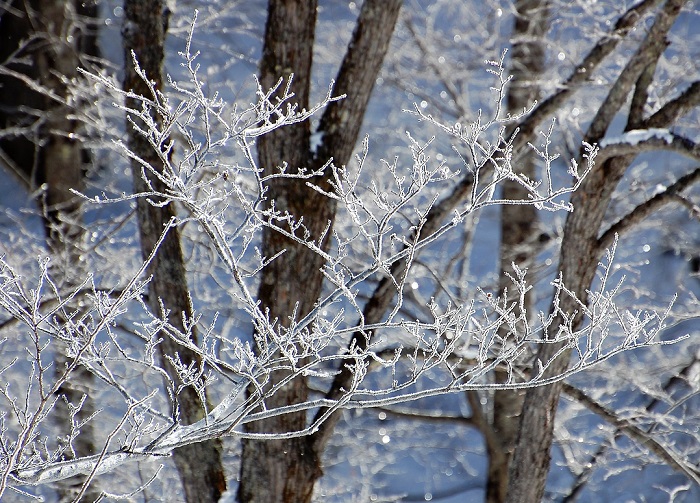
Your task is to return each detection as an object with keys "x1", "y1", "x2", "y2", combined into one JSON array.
[
  {"x1": 487, "y1": 1, "x2": 548, "y2": 500},
  {"x1": 367, "y1": 0, "x2": 699, "y2": 500},
  {"x1": 121, "y1": 0, "x2": 227, "y2": 501},
  {"x1": 508, "y1": 0, "x2": 699, "y2": 500},
  {"x1": 0, "y1": 1, "x2": 101, "y2": 500}
]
